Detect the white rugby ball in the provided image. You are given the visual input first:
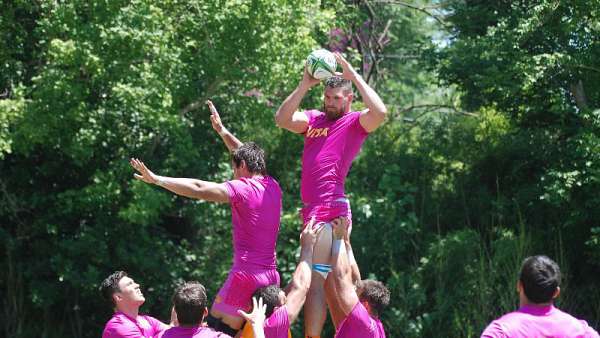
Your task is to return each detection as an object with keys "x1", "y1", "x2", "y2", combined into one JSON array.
[{"x1": 306, "y1": 49, "x2": 337, "y2": 80}]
